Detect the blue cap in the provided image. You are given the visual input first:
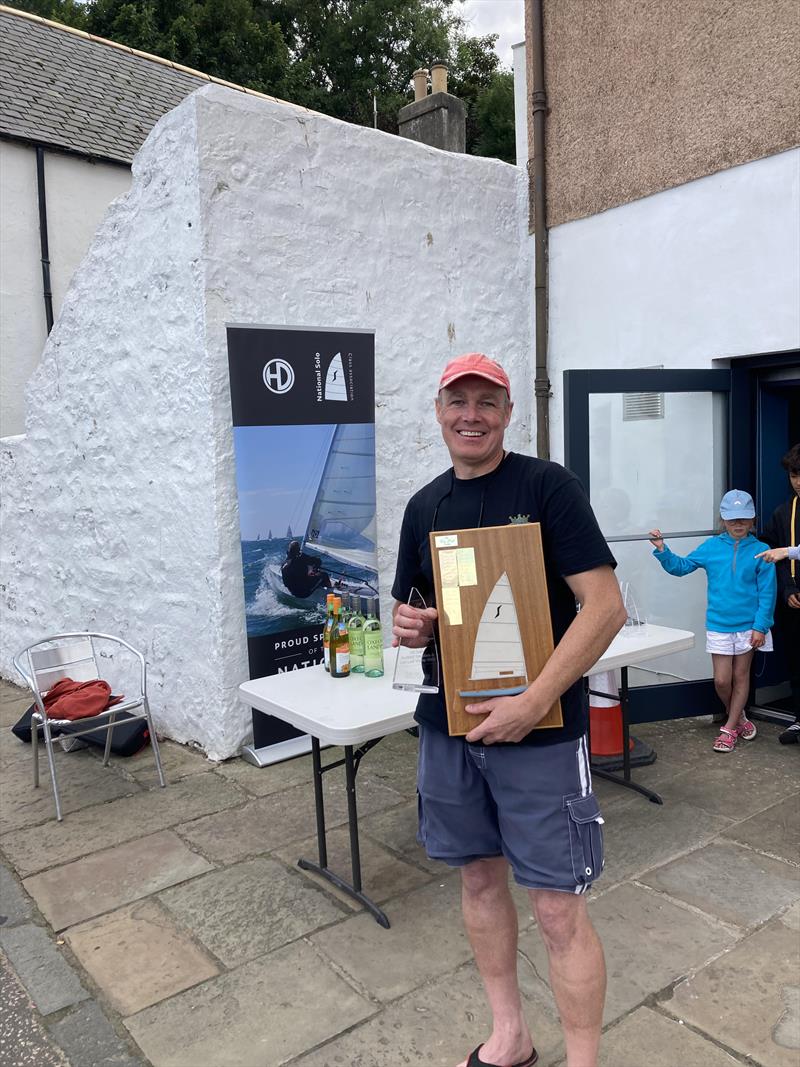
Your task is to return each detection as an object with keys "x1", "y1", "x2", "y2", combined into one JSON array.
[{"x1": 719, "y1": 490, "x2": 755, "y2": 520}]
